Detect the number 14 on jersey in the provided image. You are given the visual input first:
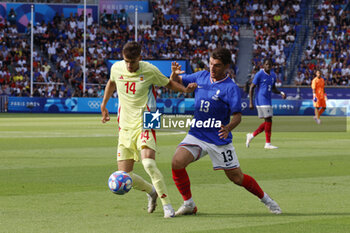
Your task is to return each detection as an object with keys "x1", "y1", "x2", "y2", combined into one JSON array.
[{"x1": 125, "y1": 82, "x2": 136, "y2": 94}]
